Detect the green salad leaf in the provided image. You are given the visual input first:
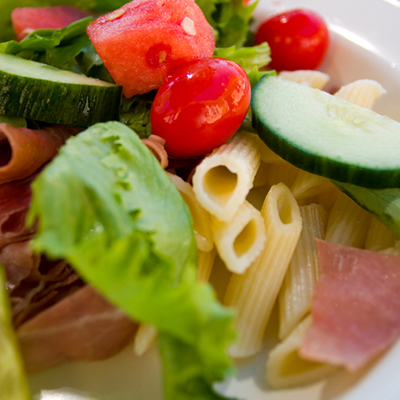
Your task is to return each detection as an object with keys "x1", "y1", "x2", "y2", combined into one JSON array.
[
  {"x1": 214, "y1": 42, "x2": 273, "y2": 87},
  {"x1": 197, "y1": 0, "x2": 257, "y2": 47},
  {"x1": 28, "y1": 121, "x2": 237, "y2": 400},
  {"x1": 119, "y1": 94, "x2": 155, "y2": 139},
  {"x1": 0, "y1": 17, "x2": 113, "y2": 82},
  {"x1": 0, "y1": 266, "x2": 31, "y2": 400},
  {"x1": 0, "y1": 0, "x2": 129, "y2": 42}
]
